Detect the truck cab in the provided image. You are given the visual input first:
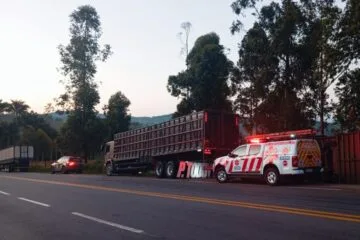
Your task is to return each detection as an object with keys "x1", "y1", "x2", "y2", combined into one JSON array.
[{"x1": 213, "y1": 129, "x2": 322, "y2": 185}]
